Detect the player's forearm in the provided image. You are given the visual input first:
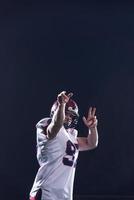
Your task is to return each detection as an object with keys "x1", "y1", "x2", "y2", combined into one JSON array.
[
  {"x1": 87, "y1": 127, "x2": 98, "y2": 148},
  {"x1": 47, "y1": 103, "x2": 66, "y2": 139},
  {"x1": 52, "y1": 103, "x2": 66, "y2": 127}
]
